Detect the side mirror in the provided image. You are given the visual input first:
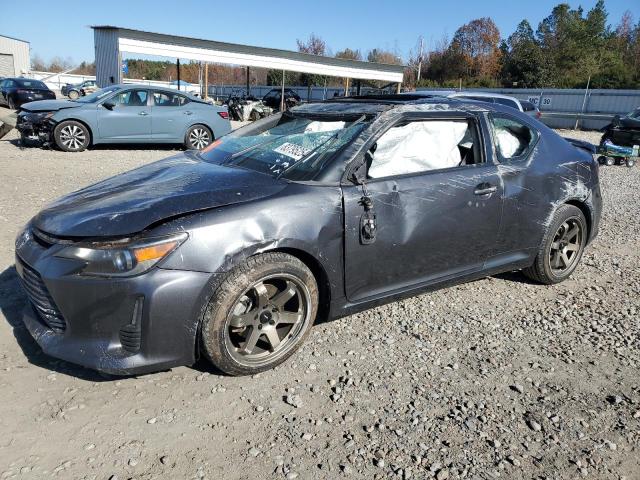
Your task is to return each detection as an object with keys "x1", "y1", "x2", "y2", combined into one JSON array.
[{"x1": 102, "y1": 101, "x2": 115, "y2": 110}]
